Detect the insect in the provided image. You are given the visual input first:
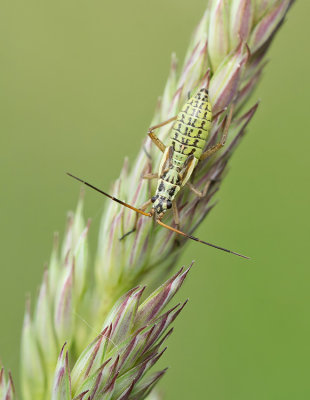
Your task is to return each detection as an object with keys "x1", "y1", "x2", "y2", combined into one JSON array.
[{"x1": 68, "y1": 87, "x2": 249, "y2": 259}]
